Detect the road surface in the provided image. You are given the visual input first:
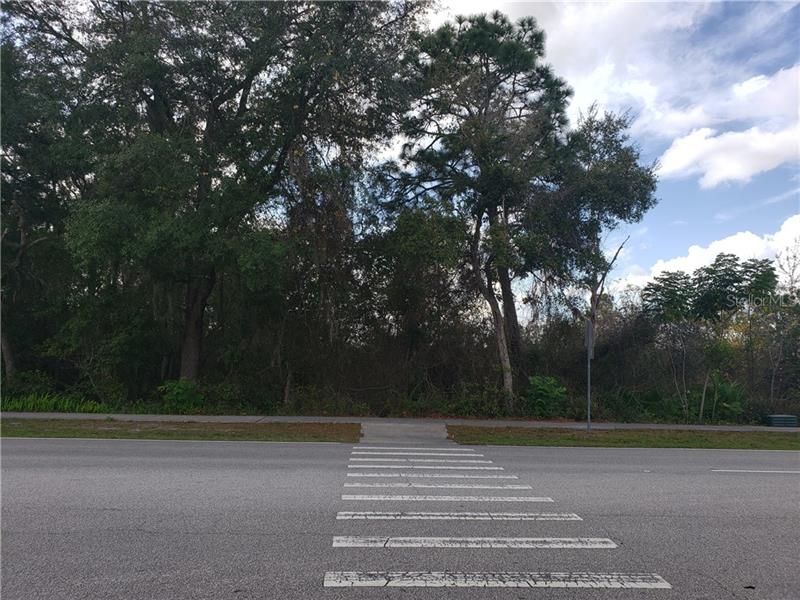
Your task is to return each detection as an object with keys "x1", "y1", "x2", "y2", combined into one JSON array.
[{"x1": 2, "y1": 436, "x2": 798, "y2": 599}]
